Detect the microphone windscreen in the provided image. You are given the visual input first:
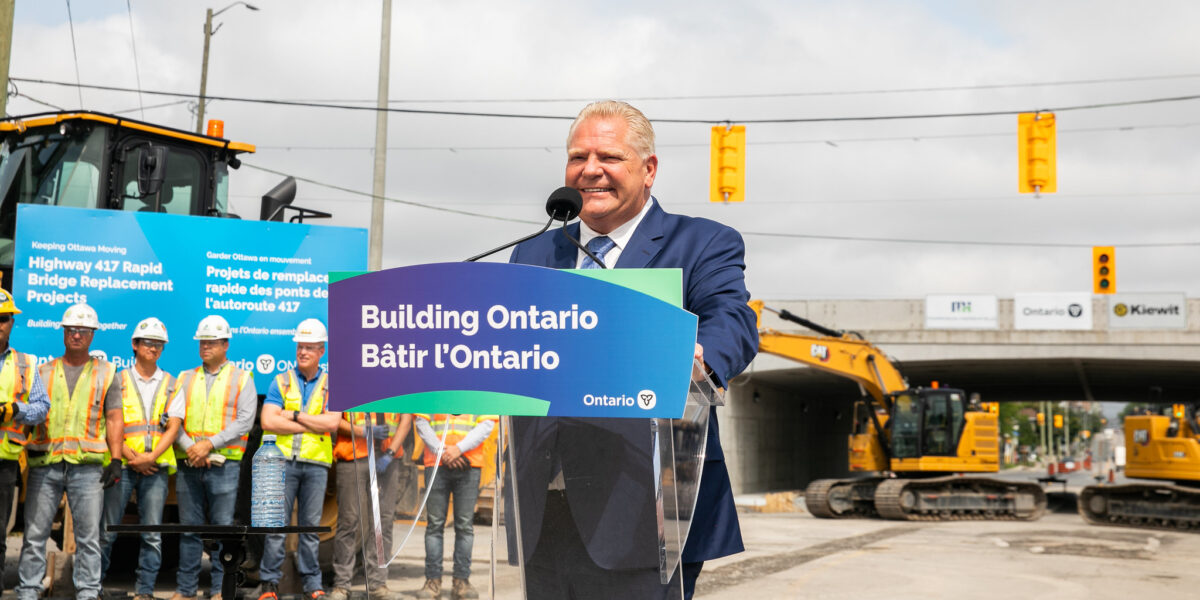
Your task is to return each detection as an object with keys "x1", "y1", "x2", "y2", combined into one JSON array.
[{"x1": 545, "y1": 187, "x2": 583, "y2": 221}]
